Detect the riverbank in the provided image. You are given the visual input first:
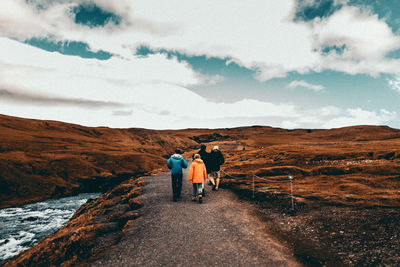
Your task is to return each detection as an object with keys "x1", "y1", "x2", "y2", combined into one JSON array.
[
  {"x1": 0, "y1": 192, "x2": 100, "y2": 262},
  {"x1": 3, "y1": 177, "x2": 145, "y2": 266}
]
